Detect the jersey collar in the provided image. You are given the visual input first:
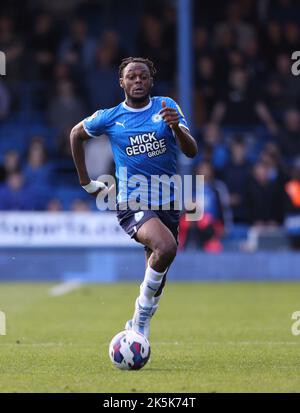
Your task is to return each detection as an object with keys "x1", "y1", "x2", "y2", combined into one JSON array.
[{"x1": 122, "y1": 98, "x2": 152, "y2": 112}]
